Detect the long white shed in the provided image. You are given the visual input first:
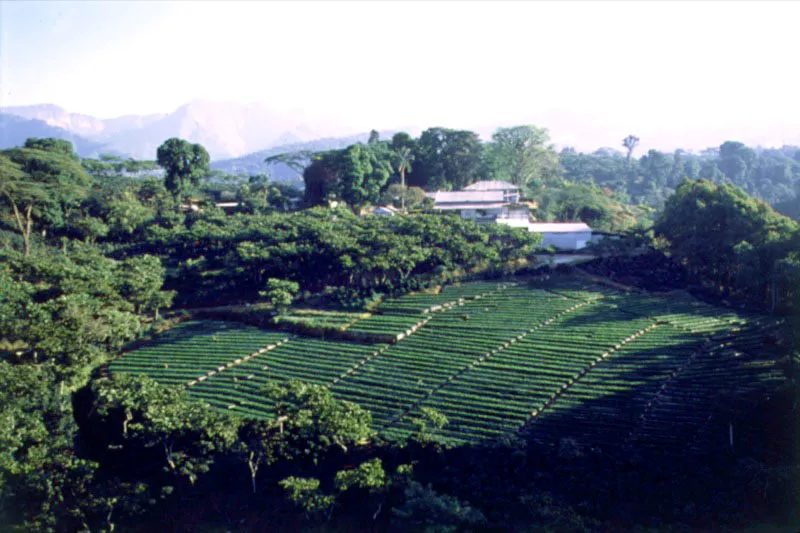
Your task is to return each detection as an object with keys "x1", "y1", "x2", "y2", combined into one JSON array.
[
  {"x1": 497, "y1": 220, "x2": 593, "y2": 250},
  {"x1": 530, "y1": 222, "x2": 593, "y2": 250}
]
